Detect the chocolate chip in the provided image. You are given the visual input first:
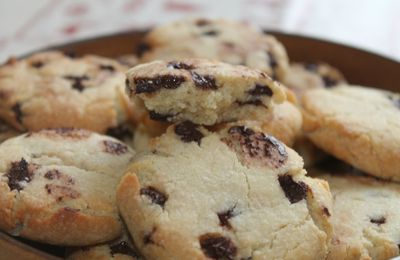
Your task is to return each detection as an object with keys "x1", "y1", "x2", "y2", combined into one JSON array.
[
  {"x1": 63, "y1": 75, "x2": 89, "y2": 92},
  {"x1": 370, "y1": 216, "x2": 386, "y2": 225},
  {"x1": 323, "y1": 207, "x2": 331, "y2": 217},
  {"x1": 149, "y1": 111, "x2": 172, "y2": 122},
  {"x1": 6, "y1": 158, "x2": 33, "y2": 191},
  {"x1": 174, "y1": 121, "x2": 203, "y2": 144},
  {"x1": 196, "y1": 19, "x2": 210, "y2": 26},
  {"x1": 45, "y1": 184, "x2": 80, "y2": 201},
  {"x1": 167, "y1": 61, "x2": 195, "y2": 70},
  {"x1": 191, "y1": 72, "x2": 217, "y2": 90},
  {"x1": 99, "y1": 64, "x2": 115, "y2": 72},
  {"x1": 247, "y1": 84, "x2": 273, "y2": 97},
  {"x1": 278, "y1": 174, "x2": 308, "y2": 204},
  {"x1": 140, "y1": 186, "x2": 168, "y2": 208},
  {"x1": 203, "y1": 30, "x2": 219, "y2": 36},
  {"x1": 110, "y1": 241, "x2": 139, "y2": 257},
  {"x1": 322, "y1": 76, "x2": 338, "y2": 88},
  {"x1": 217, "y1": 205, "x2": 237, "y2": 229},
  {"x1": 106, "y1": 125, "x2": 133, "y2": 141},
  {"x1": 143, "y1": 227, "x2": 157, "y2": 245},
  {"x1": 304, "y1": 63, "x2": 318, "y2": 72},
  {"x1": 11, "y1": 103, "x2": 23, "y2": 124},
  {"x1": 103, "y1": 140, "x2": 128, "y2": 155},
  {"x1": 199, "y1": 233, "x2": 237, "y2": 260},
  {"x1": 135, "y1": 75, "x2": 186, "y2": 94},
  {"x1": 136, "y1": 42, "x2": 152, "y2": 57},
  {"x1": 31, "y1": 61, "x2": 44, "y2": 68}
]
